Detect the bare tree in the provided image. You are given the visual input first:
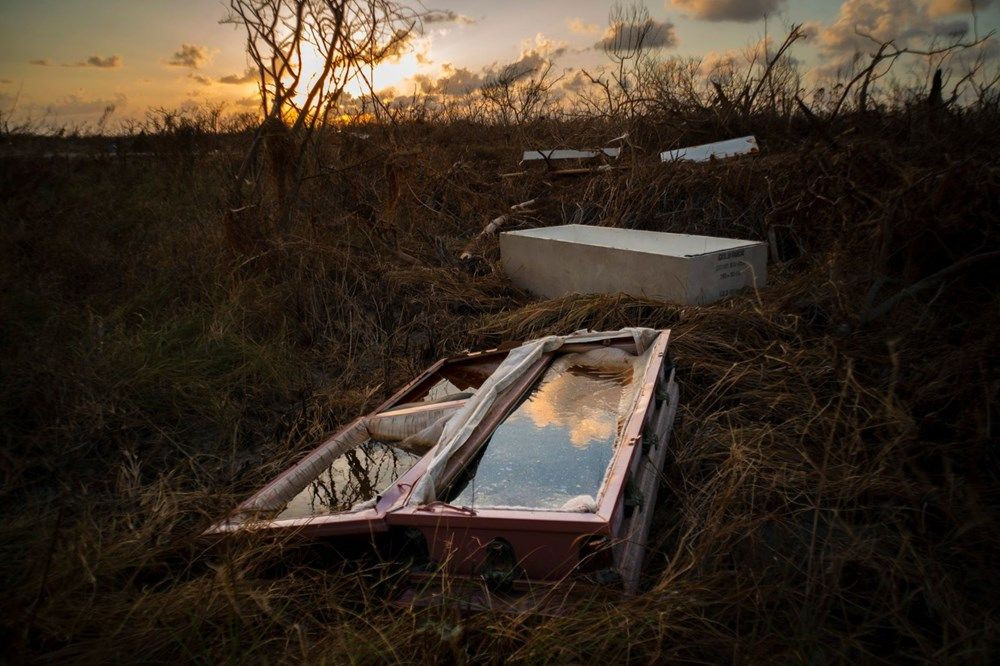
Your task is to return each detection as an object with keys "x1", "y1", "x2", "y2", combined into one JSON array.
[
  {"x1": 825, "y1": 27, "x2": 994, "y2": 120},
  {"x1": 480, "y1": 60, "x2": 562, "y2": 127},
  {"x1": 578, "y1": 2, "x2": 665, "y2": 120},
  {"x1": 223, "y1": 0, "x2": 417, "y2": 240}
]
